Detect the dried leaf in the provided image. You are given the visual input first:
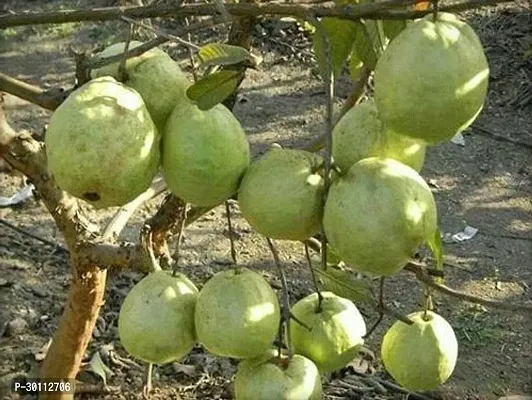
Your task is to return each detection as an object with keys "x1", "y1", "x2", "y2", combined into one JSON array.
[
  {"x1": 186, "y1": 69, "x2": 243, "y2": 111},
  {"x1": 414, "y1": 0, "x2": 430, "y2": 11}
]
